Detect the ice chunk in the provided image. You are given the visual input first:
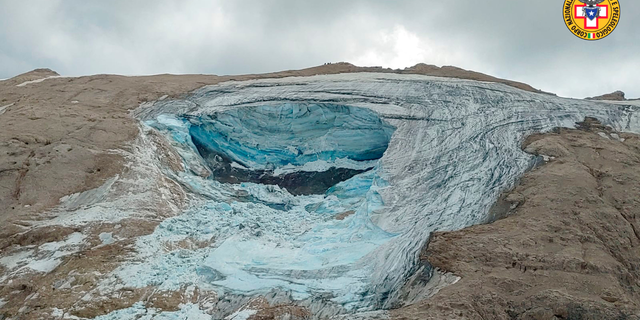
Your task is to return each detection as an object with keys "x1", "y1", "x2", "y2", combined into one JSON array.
[{"x1": 99, "y1": 232, "x2": 115, "y2": 245}]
